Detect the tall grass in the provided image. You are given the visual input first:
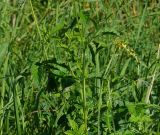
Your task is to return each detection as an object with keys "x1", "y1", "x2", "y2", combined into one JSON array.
[{"x1": 0, "y1": 0, "x2": 160, "y2": 134}]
